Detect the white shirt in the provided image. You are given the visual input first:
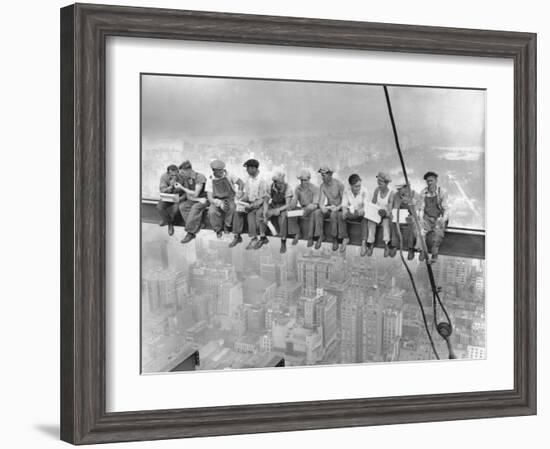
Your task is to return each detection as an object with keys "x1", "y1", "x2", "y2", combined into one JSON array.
[
  {"x1": 342, "y1": 185, "x2": 370, "y2": 213},
  {"x1": 242, "y1": 174, "x2": 269, "y2": 202}
]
